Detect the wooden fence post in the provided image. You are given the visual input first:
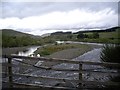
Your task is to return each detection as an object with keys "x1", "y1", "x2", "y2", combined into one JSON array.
[
  {"x1": 5, "y1": 57, "x2": 8, "y2": 77},
  {"x1": 8, "y1": 57, "x2": 13, "y2": 88},
  {"x1": 78, "y1": 63, "x2": 82, "y2": 88}
]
